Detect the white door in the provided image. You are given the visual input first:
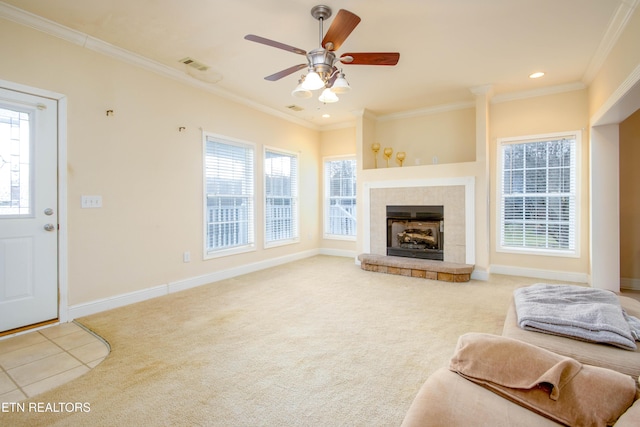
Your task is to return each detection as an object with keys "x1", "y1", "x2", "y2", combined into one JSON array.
[{"x1": 0, "y1": 88, "x2": 58, "y2": 333}]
